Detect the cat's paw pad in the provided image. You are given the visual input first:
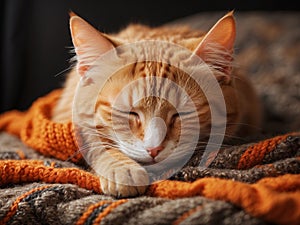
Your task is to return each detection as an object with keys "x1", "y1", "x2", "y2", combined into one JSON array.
[{"x1": 100, "y1": 165, "x2": 149, "y2": 198}]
